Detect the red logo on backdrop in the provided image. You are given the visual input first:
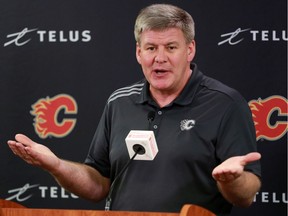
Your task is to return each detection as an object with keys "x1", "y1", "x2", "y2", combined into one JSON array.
[
  {"x1": 249, "y1": 95, "x2": 288, "y2": 141},
  {"x1": 30, "y1": 94, "x2": 77, "y2": 139}
]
